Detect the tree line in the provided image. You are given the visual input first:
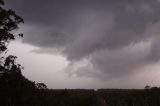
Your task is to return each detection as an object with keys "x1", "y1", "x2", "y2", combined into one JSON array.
[{"x1": 0, "y1": 0, "x2": 160, "y2": 106}]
